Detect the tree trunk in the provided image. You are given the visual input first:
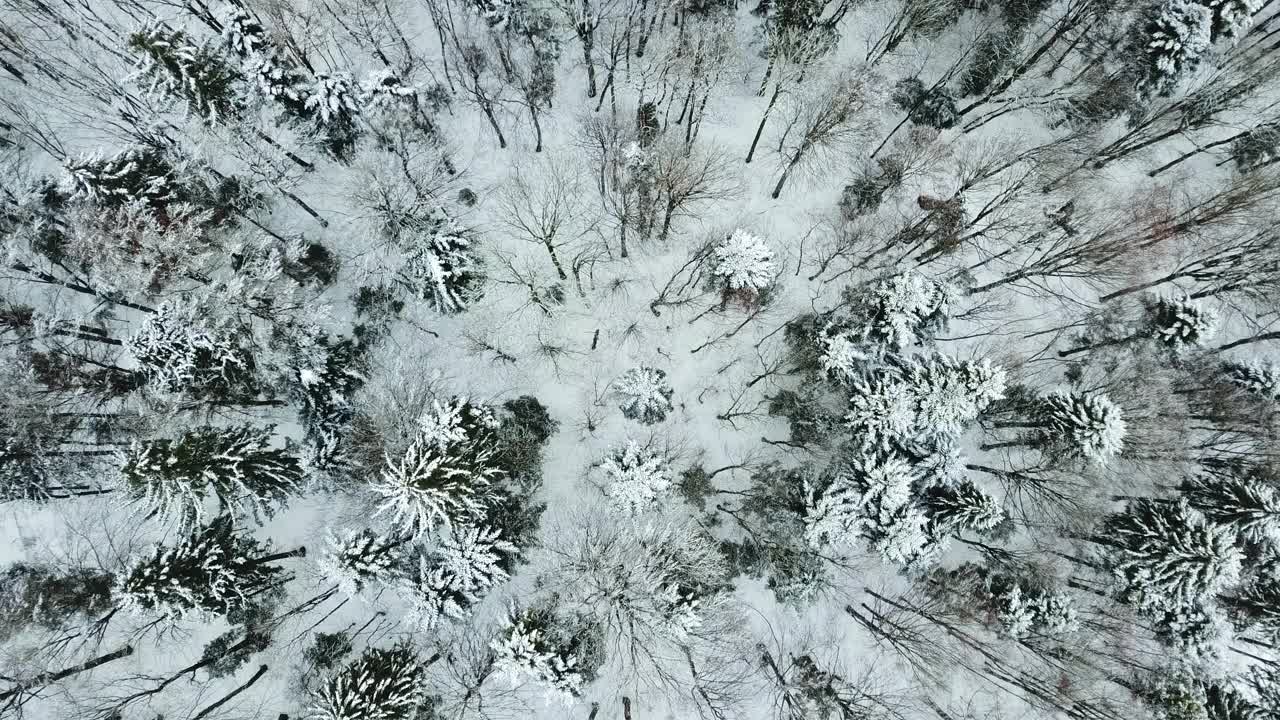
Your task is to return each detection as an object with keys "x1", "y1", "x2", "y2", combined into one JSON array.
[
  {"x1": 1149, "y1": 132, "x2": 1244, "y2": 177},
  {"x1": 248, "y1": 546, "x2": 307, "y2": 566},
  {"x1": 580, "y1": 24, "x2": 598, "y2": 98},
  {"x1": 771, "y1": 147, "x2": 807, "y2": 199},
  {"x1": 192, "y1": 665, "x2": 269, "y2": 720},
  {"x1": 530, "y1": 106, "x2": 544, "y2": 152},
  {"x1": 0, "y1": 645, "x2": 134, "y2": 702},
  {"x1": 481, "y1": 102, "x2": 508, "y2": 149},
  {"x1": 1218, "y1": 330, "x2": 1280, "y2": 351},
  {"x1": 1099, "y1": 271, "x2": 1184, "y2": 302},
  {"x1": 544, "y1": 240, "x2": 569, "y2": 279},
  {"x1": 1058, "y1": 334, "x2": 1136, "y2": 358},
  {"x1": 745, "y1": 82, "x2": 783, "y2": 163}
]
